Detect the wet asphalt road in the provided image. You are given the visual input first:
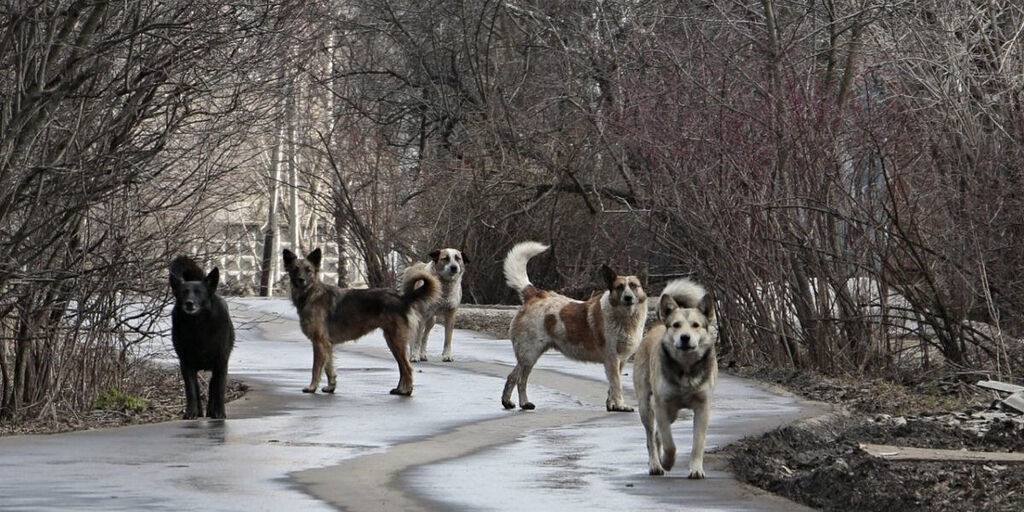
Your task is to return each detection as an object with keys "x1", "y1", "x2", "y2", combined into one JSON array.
[{"x1": 0, "y1": 298, "x2": 822, "y2": 511}]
